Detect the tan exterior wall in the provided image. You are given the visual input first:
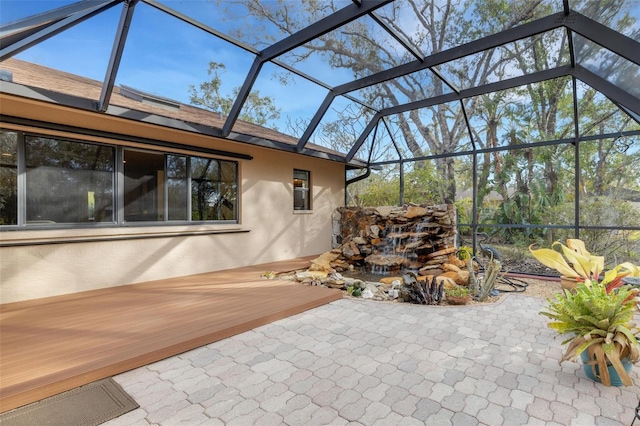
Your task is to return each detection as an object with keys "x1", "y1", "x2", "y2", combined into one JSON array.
[{"x1": 0, "y1": 96, "x2": 345, "y2": 303}]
